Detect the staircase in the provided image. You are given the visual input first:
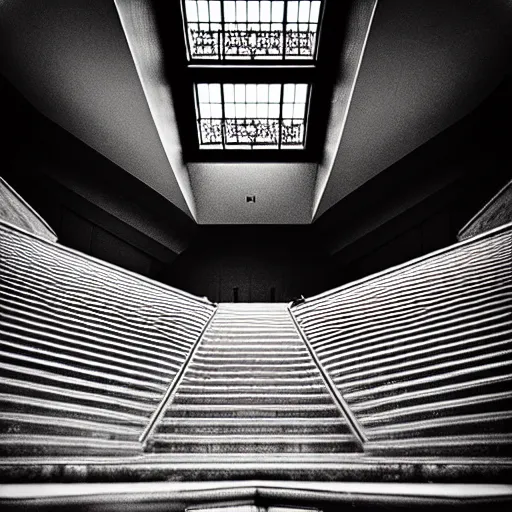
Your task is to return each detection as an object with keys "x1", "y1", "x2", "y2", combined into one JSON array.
[{"x1": 148, "y1": 303, "x2": 360, "y2": 456}]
